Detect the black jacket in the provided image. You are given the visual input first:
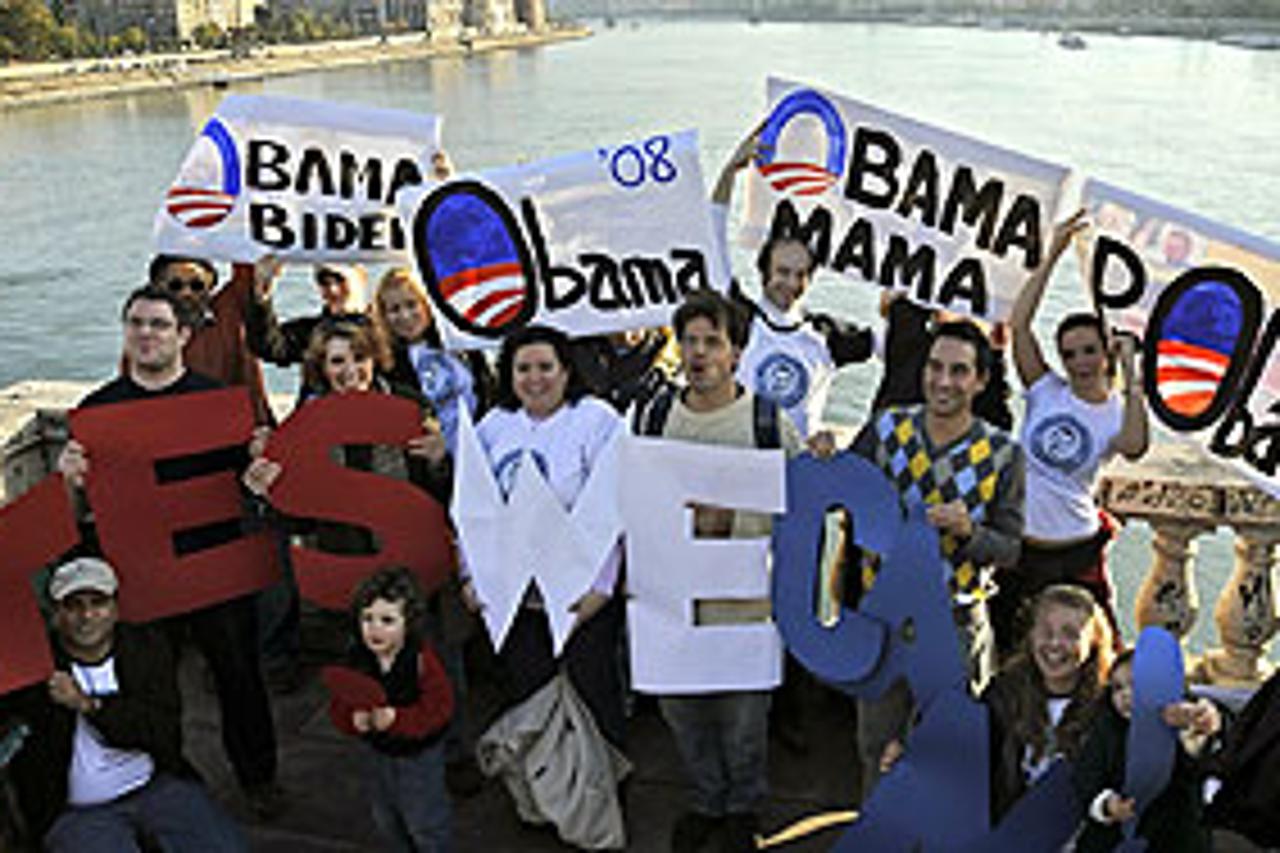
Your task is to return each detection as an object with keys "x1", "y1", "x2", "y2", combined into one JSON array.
[
  {"x1": 3, "y1": 623, "x2": 190, "y2": 838},
  {"x1": 983, "y1": 664, "x2": 1099, "y2": 824},
  {"x1": 1073, "y1": 701, "x2": 1211, "y2": 853},
  {"x1": 1204, "y1": 671, "x2": 1280, "y2": 846}
]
